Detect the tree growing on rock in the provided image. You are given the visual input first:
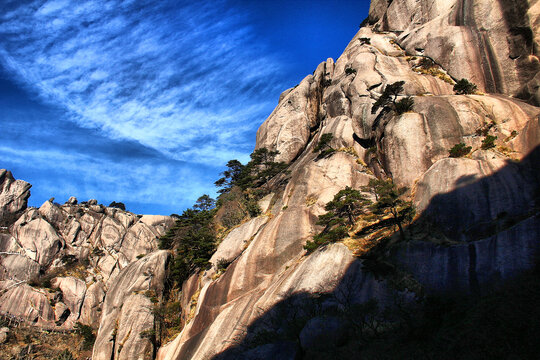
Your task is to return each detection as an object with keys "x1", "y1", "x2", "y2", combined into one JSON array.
[
  {"x1": 449, "y1": 143, "x2": 472, "y2": 158},
  {"x1": 249, "y1": 148, "x2": 289, "y2": 189},
  {"x1": 193, "y1": 194, "x2": 215, "y2": 211},
  {"x1": 305, "y1": 187, "x2": 371, "y2": 252},
  {"x1": 313, "y1": 133, "x2": 336, "y2": 158},
  {"x1": 481, "y1": 135, "x2": 497, "y2": 150},
  {"x1": 362, "y1": 179, "x2": 415, "y2": 241},
  {"x1": 371, "y1": 81, "x2": 414, "y2": 115},
  {"x1": 215, "y1": 160, "x2": 245, "y2": 194},
  {"x1": 453, "y1": 78, "x2": 477, "y2": 95}
]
